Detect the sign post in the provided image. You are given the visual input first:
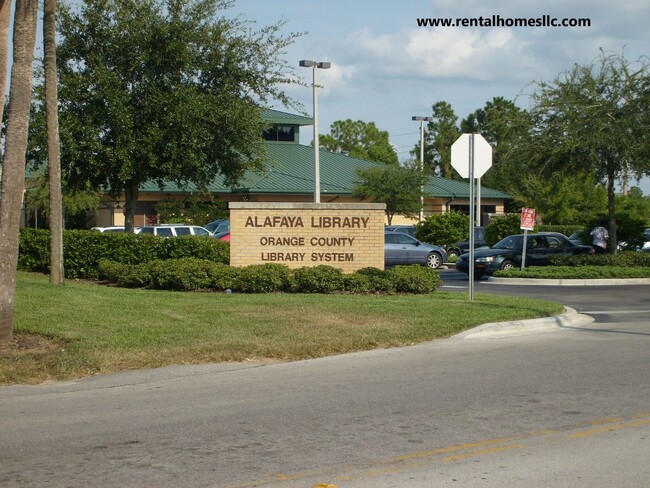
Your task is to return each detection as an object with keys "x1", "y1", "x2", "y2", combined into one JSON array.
[
  {"x1": 520, "y1": 207, "x2": 535, "y2": 271},
  {"x1": 451, "y1": 133, "x2": 492, "y2": 301}
]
